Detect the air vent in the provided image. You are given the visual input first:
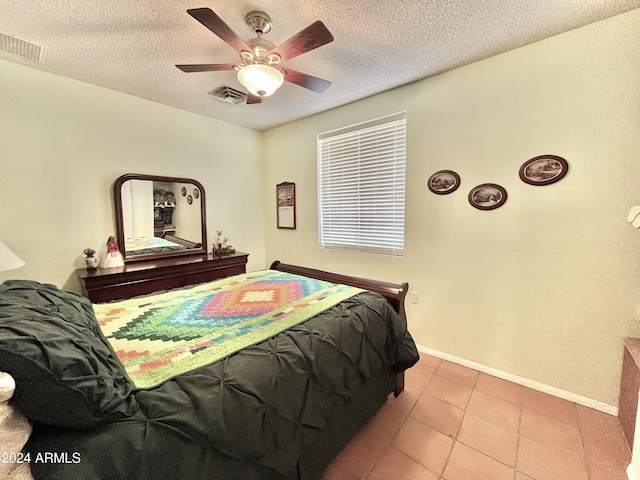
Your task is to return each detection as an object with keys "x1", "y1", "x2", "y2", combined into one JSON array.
[
  {"x1": 0, "y1": 33, "x2": 47, "y2": 63},
  {"x1": 208, "y1": 85, "x2": 247, "y2": 105}
]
